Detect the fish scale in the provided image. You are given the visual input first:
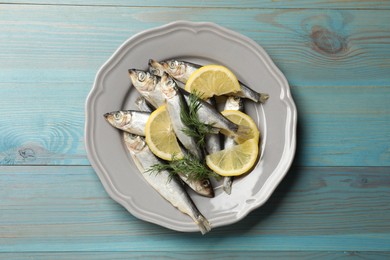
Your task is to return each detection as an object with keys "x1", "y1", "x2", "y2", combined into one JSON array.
[{"x1": 123, "y1": 133, "x2": 211, "y2": 235}]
